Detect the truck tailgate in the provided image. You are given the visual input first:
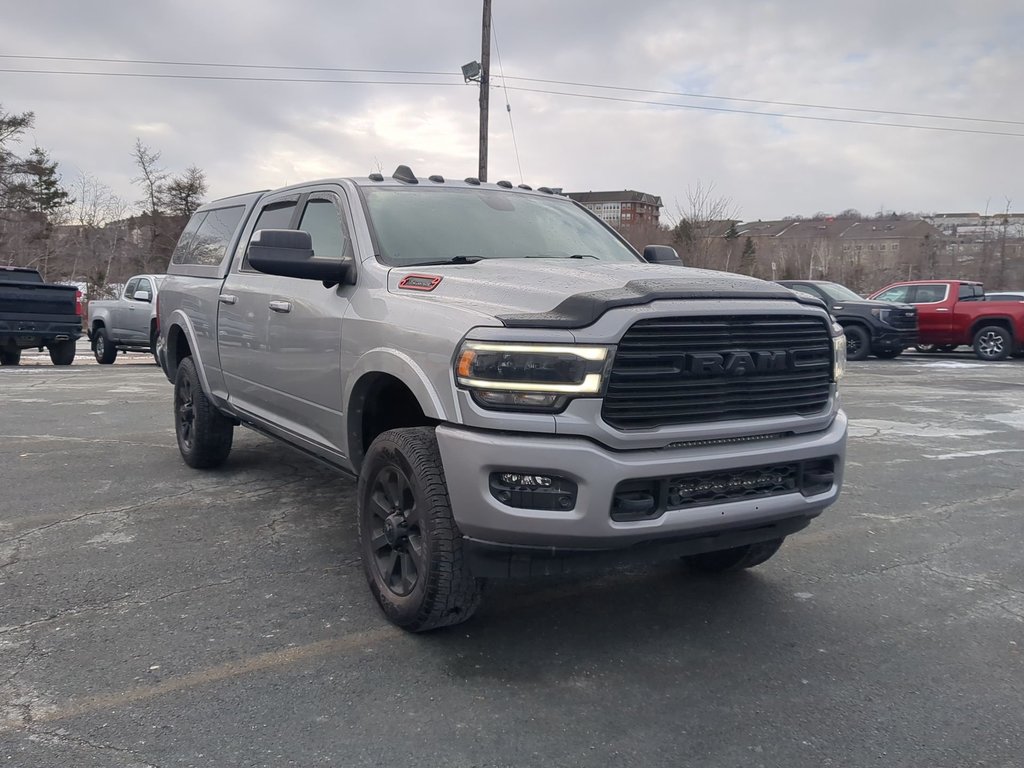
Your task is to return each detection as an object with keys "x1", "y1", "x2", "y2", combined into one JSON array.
[{"x1": 0, "y1": 281, "x2": 79, "y2": 320}]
